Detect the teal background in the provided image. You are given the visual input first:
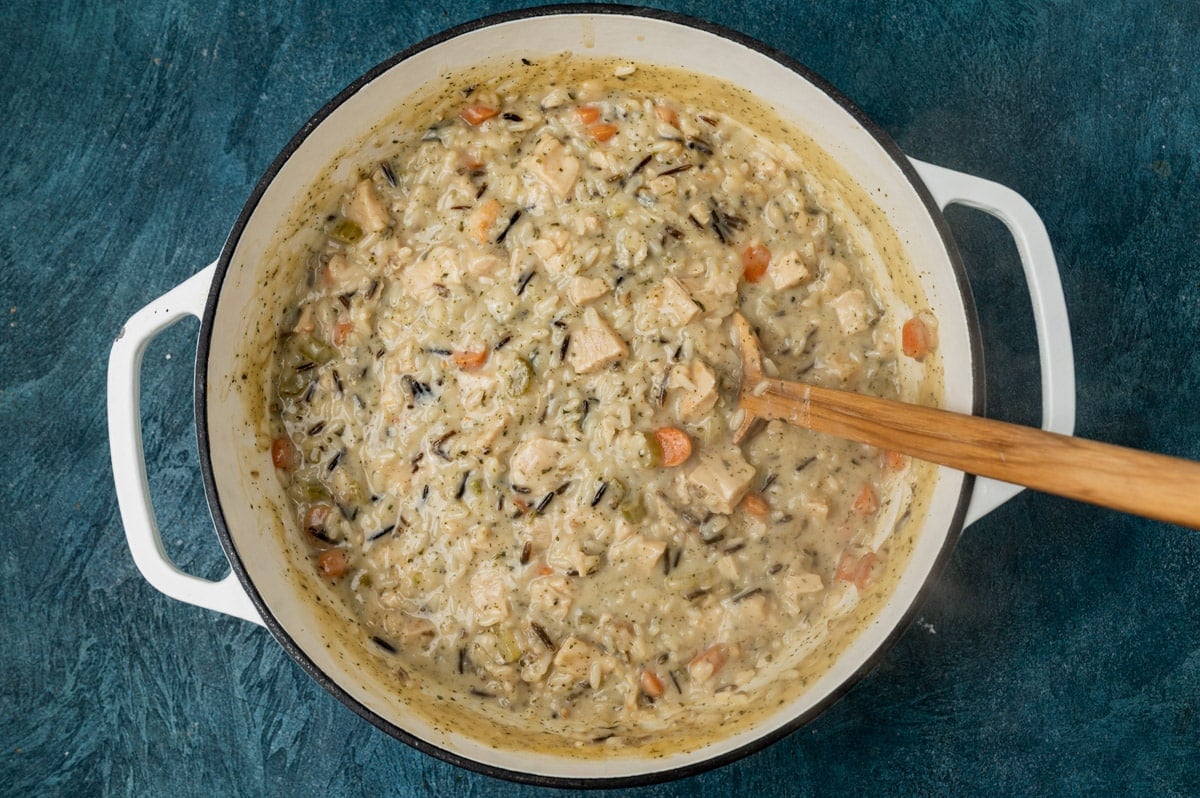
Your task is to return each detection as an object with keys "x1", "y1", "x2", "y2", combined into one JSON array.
[{"x1": 2, "y1": 1, "x2": 1198, "y2": 795}]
